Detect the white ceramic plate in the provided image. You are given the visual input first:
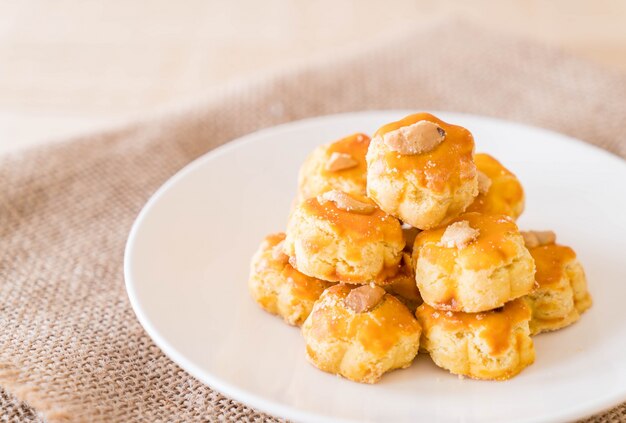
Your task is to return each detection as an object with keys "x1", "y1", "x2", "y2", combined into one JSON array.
[{"x1": 125, "y1": 111, "x2": 626, "y2": 423}]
